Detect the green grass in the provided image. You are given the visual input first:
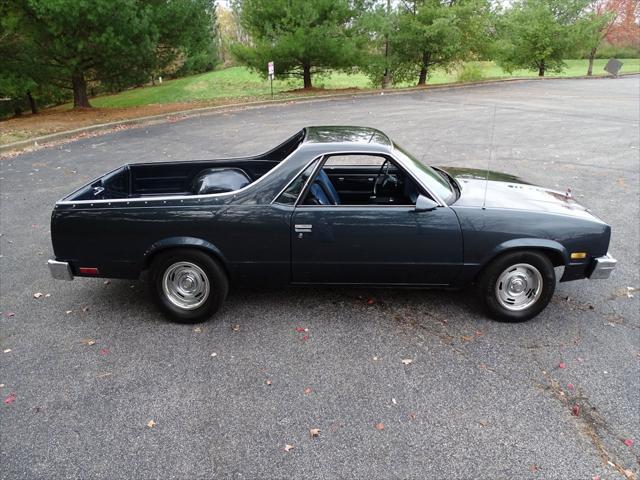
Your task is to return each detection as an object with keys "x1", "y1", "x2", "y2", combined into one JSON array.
[{"x1": 87, "y1": 59, "x2": 640, "y2": 109}]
